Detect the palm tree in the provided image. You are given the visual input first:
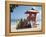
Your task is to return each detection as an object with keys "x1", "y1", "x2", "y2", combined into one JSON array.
[{"x1": 10, "y1": 4, "x2": 18, "y2": 12}]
